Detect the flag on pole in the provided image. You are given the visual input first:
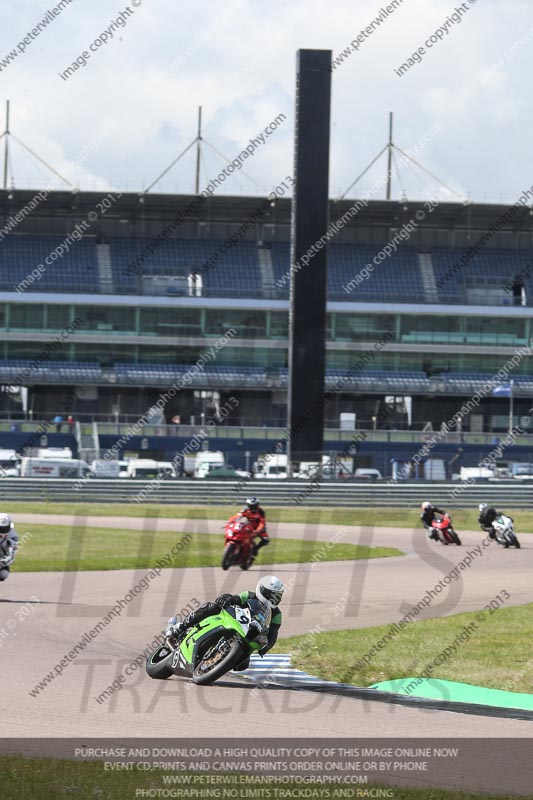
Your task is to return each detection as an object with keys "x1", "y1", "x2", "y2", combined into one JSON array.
[{"x1": 493, "y1": 384, "x2": 512, "y2": 397}]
